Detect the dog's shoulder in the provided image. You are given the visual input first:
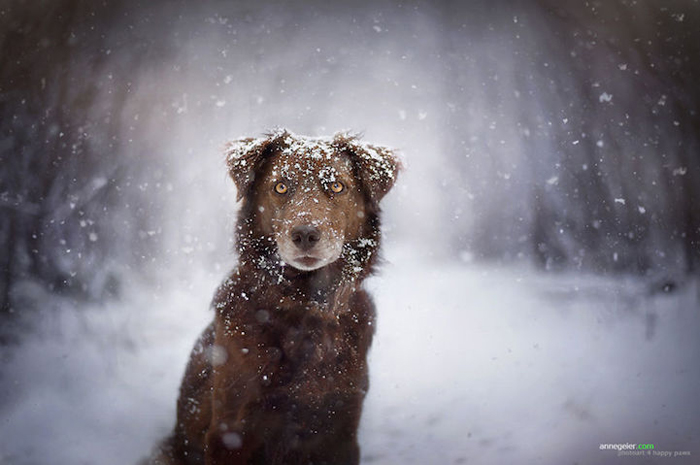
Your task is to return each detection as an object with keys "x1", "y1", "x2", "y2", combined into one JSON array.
[{"x1": 211, "y1": 270, "x2": 242, "y2": 313}]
